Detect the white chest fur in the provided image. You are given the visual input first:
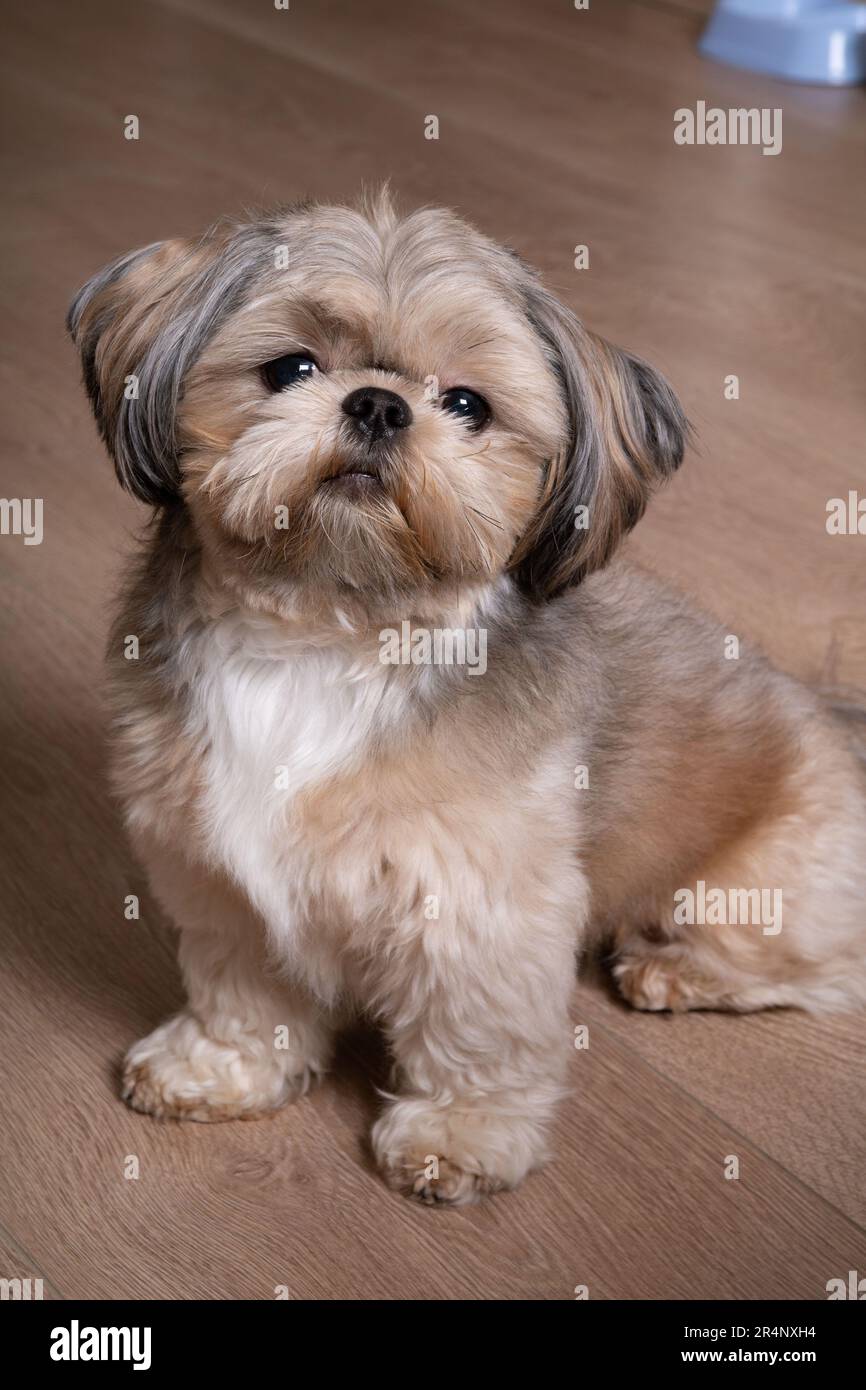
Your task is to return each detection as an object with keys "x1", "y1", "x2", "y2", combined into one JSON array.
[{"x1": 188, "y1": 609, "x2": 407, "y2": 936}]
